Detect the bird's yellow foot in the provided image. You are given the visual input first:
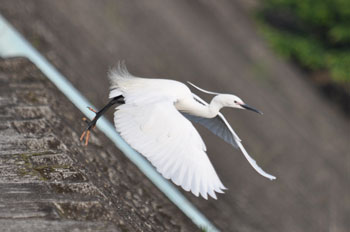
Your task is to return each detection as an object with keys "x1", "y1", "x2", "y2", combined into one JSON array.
[
  {"x1": 88, "y1": 107, "x2": 97, "y2": 113},
  {"x1": 80, "y1": 108, "x2": 98, "y2": 146}
]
